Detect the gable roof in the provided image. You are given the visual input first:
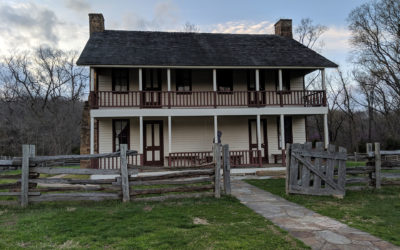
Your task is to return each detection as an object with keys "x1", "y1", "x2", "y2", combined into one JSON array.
[{"x1": 77, "y1": 30, "x2": 338, "y2": 68}]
